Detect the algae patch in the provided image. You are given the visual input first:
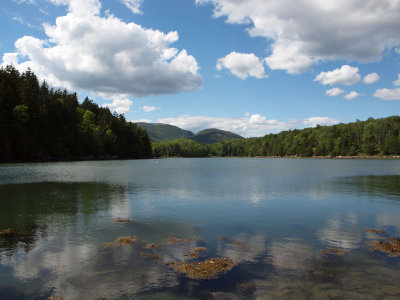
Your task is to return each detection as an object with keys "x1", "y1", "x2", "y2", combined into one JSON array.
[
  {"x1": 321, "y1": 248, "x2": 347, "y2": 256},
  {"x1": 105, "y1": 236, "x2": 137, "y2": 247},
  {"x1": 185, "y1": 247, "x2": 208, "y2": 259},
  {"x1": 166, "y1": 237, "x2": 196, "y2": 245},
  {"x1": 143, "y1": 243, "x2": 159, "y2": 249},
  {"x1": 220, "y1": 237, "x2": 245, "y2": 247},
  {"x1": 167, "y1": 257, "x2": 237, "y2": 280},
  {"x1": 365, "y1": 228, "x2": 387, "y2": 235},
  {"x1": 0, "y1": 228, "x2": 18, "y2": 237},
  {"x1": 367, "y1": 237, "x2": 400, "y2": 256},
  {"x1": 114, "y1": 218, "x2": 132, "y2": 223}
]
